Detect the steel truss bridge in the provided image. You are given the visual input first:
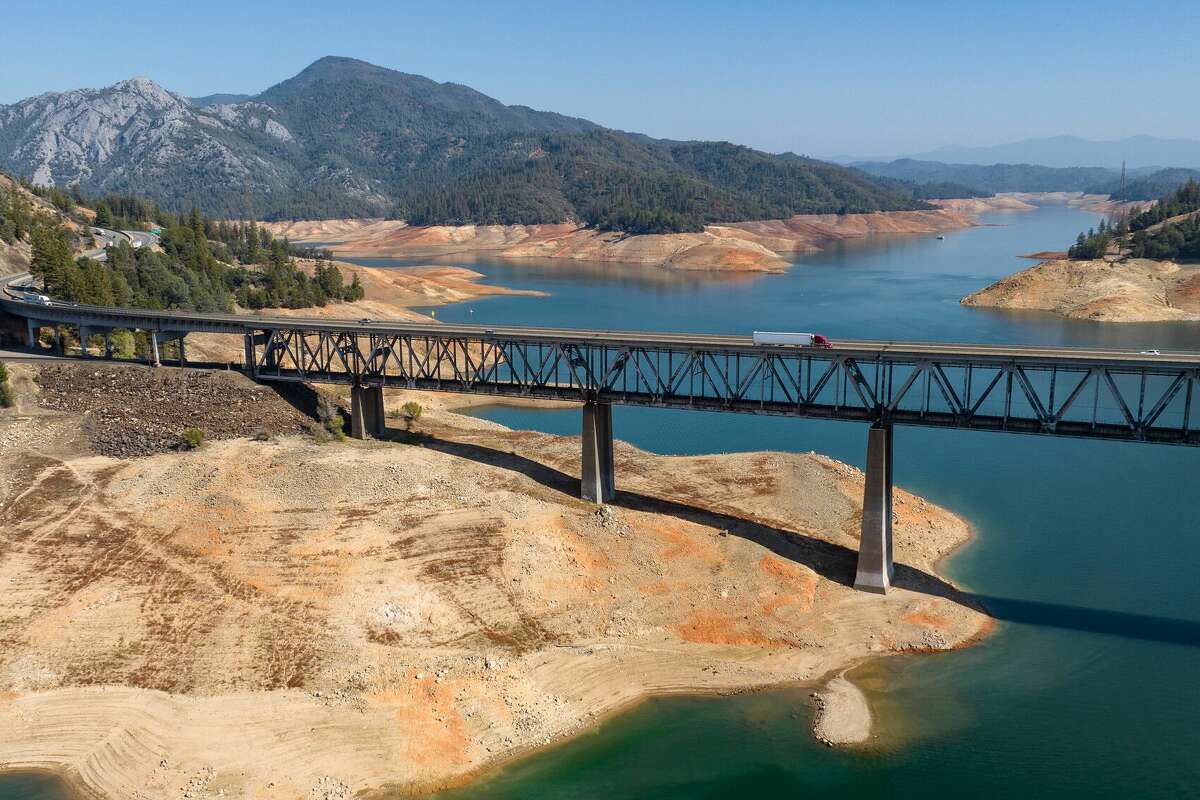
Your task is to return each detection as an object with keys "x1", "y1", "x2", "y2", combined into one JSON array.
[
  {"x1": 4, "y1": 273, "x2": 1199, "y2": 592},
  {"x1": 245, "y1": 325, "x2": 1200, "y2": 447}
]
